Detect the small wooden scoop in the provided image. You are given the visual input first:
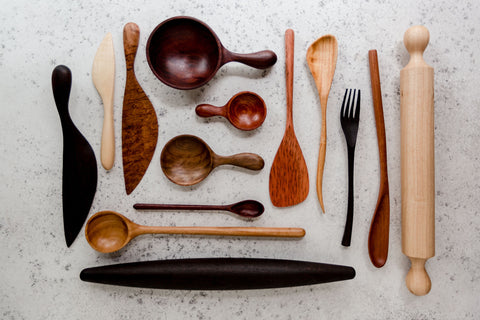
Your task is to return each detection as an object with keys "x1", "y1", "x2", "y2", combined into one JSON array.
[
  {"x1": 269, "y1": 29, "x2": 309, "y2": 207},
  {"x1": 85, "y1": 211, "x2": 305, "y2": 253},
  {"x1": 161, "y1": 135, "x2": 264, "y2": 186},
  {"x1": 306, "y1": 35, "x2": 338, "y2": 213}
]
